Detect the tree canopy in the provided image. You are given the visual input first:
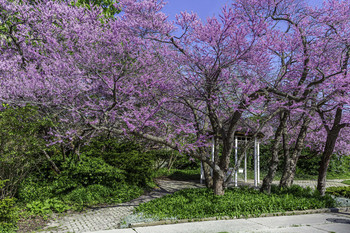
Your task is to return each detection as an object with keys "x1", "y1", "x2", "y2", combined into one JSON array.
[{"x1": 0, "y1": 0, "x2": 349, "y2": 195}]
